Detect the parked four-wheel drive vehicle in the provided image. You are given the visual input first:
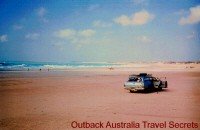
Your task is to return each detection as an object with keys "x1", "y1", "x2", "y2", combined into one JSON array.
[{"x1": 124, "y1": 73, "x2": 167, "y2": 92}]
